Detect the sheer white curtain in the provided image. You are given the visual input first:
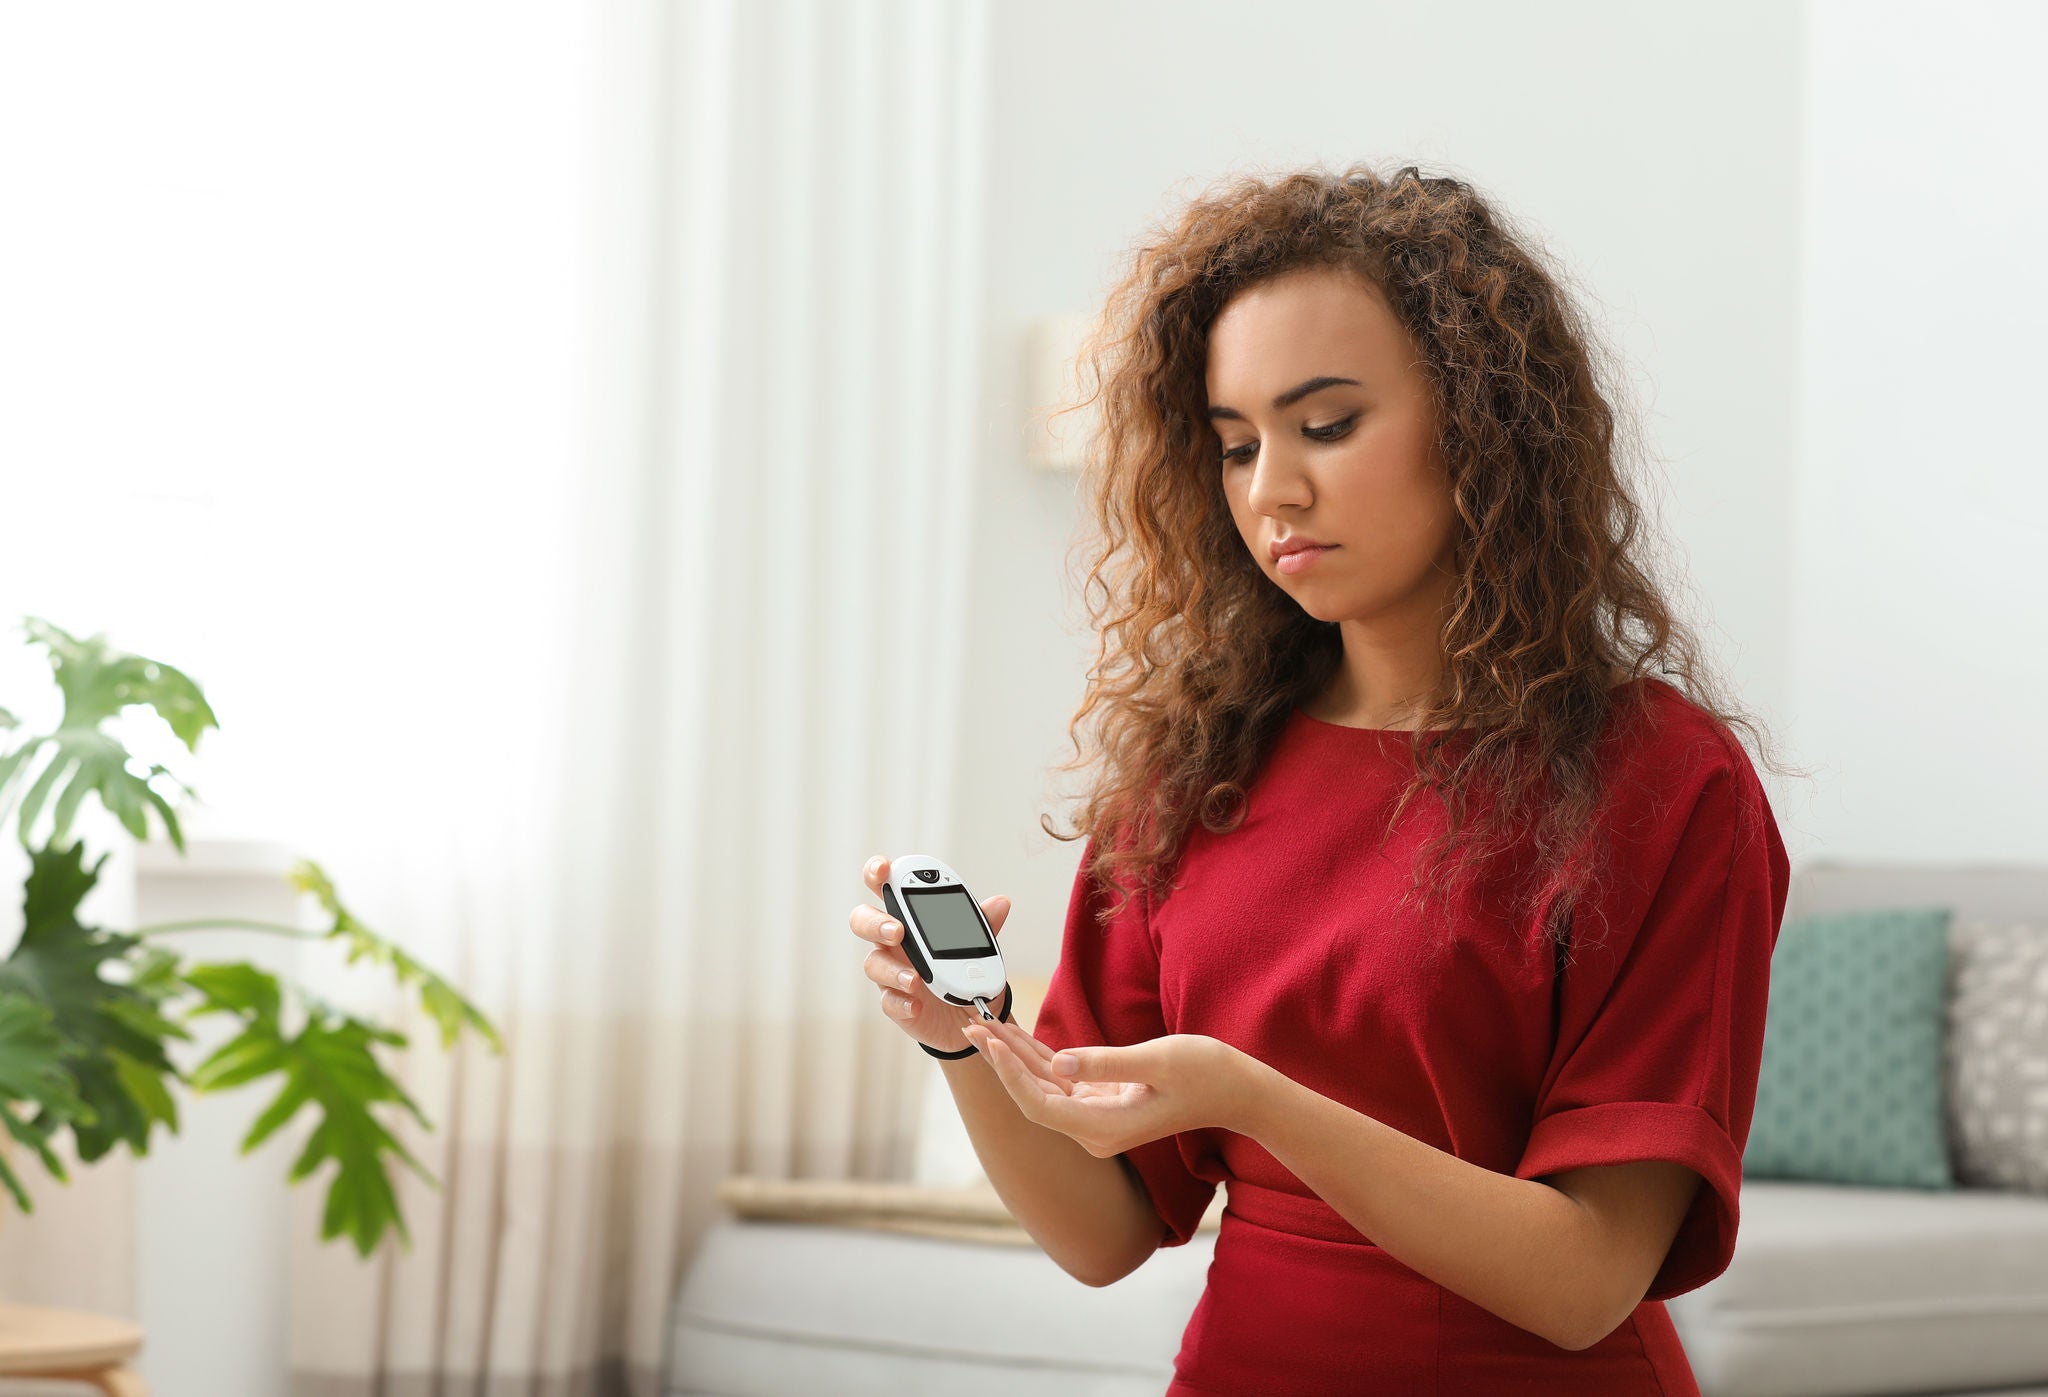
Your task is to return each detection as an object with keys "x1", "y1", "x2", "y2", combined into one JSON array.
[
  {"x1": 289, "y1": 1, "x2": 994, "y2": 1392},
  {"x1": 0, "y1": 0, "x2": 991, "y2": 1392}
]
